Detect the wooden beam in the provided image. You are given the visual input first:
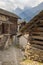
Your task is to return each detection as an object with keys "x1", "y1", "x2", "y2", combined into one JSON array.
[
  {"x1": 40, "y1": 20, "x2": 43, "y2": 22},
  {"x1": 30, "y1": 36, "x2": 43, "y2": 40},
  {"x1": 3, "y1": 34, "x2": 11, "y2": 35},
  {"x1": 29, "y1": 20, "x2": 40, "y2": 29},
  {"x1": 0, "y1": 35, "x2": 3, "y2": 38},
  {"x1": 31, "y1": 44, "x2": 43, "y2": 50},
  {"x1": 28, "y1": 19, "x2": 43, "y2": 30},
  {"x1": 31, "y1": 40, "x2": 43, "y2": 45},
  {"x1": 31, "y1": 32, "x2": 43, "y2": 35},
  {"x1": 0, "y1": 20, "x2": 13, "y2": 24},
  {"x1": 31, "y1": 27, "x2": 43, "y2": 32}
]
